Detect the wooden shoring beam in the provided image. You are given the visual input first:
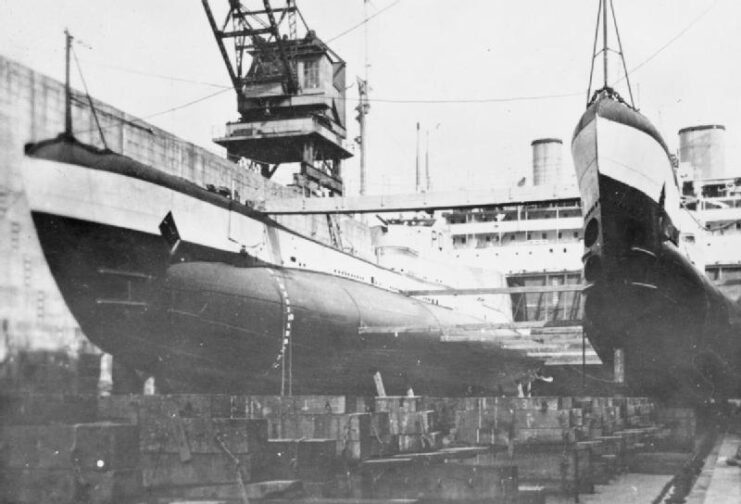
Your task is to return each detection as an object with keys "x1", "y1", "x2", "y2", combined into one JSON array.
[{"x1": 403, "y1": 284, "x2": 586, "y2": 296}]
